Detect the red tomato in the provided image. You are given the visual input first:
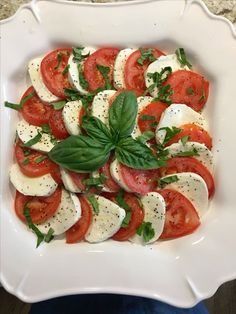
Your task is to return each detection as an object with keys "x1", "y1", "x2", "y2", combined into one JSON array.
[
  {"x1": 50, "y1": 165, "x2": 63, "y2": 185},
  {"x1": 124, "y1": 48, "x2": 165, "y2": 96},
  {"x1": 49, "y1": 109, "x2": 69, "y2": 139},
  {"x1": 99, "y1": 158, "x2": 120, "y2": 192},
  {"x1": 166, "y1": 123, "x2": 212, "y2": 150},
  {"x1": 164, "y1": 70, "x2": 209, "y2": 112},
  {"x1": 83, "y1": 48, "x2": 120, "y2": 91},
  {"x1": 112, "y1": 193, "x2": 144, "y2": 241},
  {"x1": 20, "y1": 86, "x2": 53, "y2": 126},
  {"x1": 15, "y1": 187, "x2": 62, "y2": 224},
  {"x1": 66, "y1": 195, "x2": 92, "y2": 243},
  {"x1": 158, "y1": 189, "x2": 200, "y2": 239},
  {"x1": 79, "y1": 106, "x2": 86, "y2": 126},
  {"x1": 69, "y1": 171, "x2": 90, "y2": 192},
  {"x1": 138, "y1": 101, "x2": 167, "y2": 133},
  {"x1": 119, "y1": 164, "x2": 160, "y2": 195},
  {"x1": 40, "y1": 48, "x2": 72, "y2": 99},
  {"x1": 159, "y1": 157, "x2": 215, "y2": 198}
]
